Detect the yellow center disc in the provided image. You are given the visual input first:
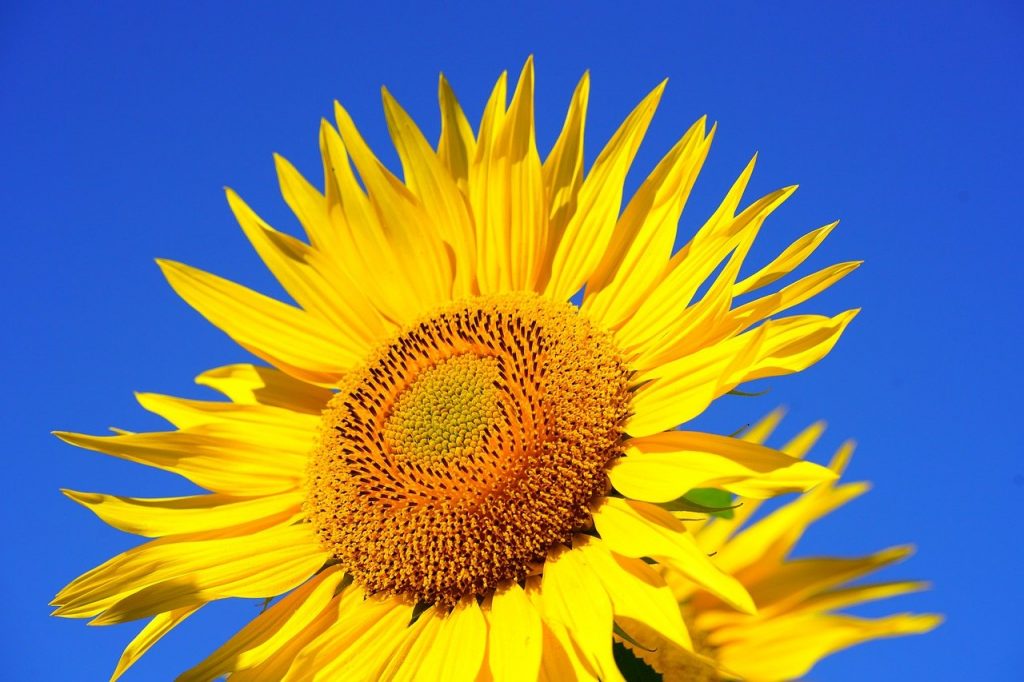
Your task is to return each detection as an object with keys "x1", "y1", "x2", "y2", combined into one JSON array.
[{"x1": 305, "y1": 292, "x2": 631, "y2": 606}]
